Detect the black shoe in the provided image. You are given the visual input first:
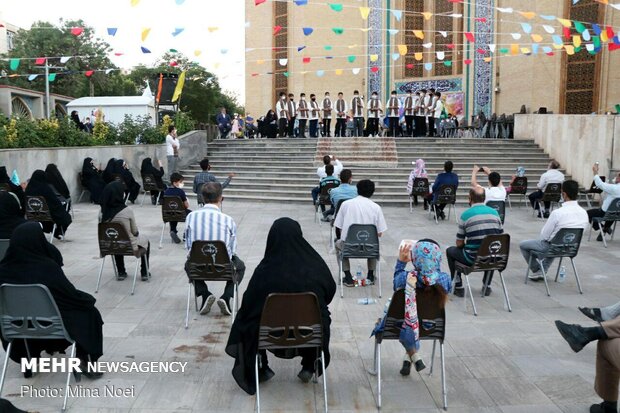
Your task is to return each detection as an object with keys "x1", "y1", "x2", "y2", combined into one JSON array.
[
  {"x1": 423, "y1": 203, "x2": 429, "y2": 211},
  {"x1": 482, "y1": 286, "x2": 492, "y2": 296},
  {"x1": 414, "y1": 359, "x2": 426, "y2": 372},
  {"x1": 555, "y1": 320, "x2": 590, "y2": 353},
  {"x1": 400, "y1": 360, "x2": 411, "y2": 376},
  {"x1": 597, "y1": 233, "x2": 604, "y2": 242},
  {"x1": 343, "y1": 276, "x2": 355, "y2": 287},
  {"x1": 543, "y1": 211, "x2": 550, "y2": 219},
  {"x1": 23, "y1": 368, "x2": 33, "y2": 379},
  {"x1": 297, "y1": 368, "x2": 314, "y2": 383},
  {"x1": 454, "y1": 287, "x2": 465, "y2": 297},
  {"x1": 117, "y1": 271, "x2": 128, "y2": 281},
  {"x1": 259, "y1": 366, "x2": 275, "y2": 383},
  {"x1": 170, "y1": 231, "x2": 181, "y2": 244},
  {"x1": 579, "y1": 307, "x2": 604, "y2": 323},
  {"x1": 439, "y1": 211, "x2": 446, "y2": 220},
  {"x1": 590, "y1": 401, "x2": 618, "y2": 413},
  {"x1": 141, "y1": 272, "x2": 150, "y2": 281},
  {"x1": 151, "y1": 196, "x2": 157, "y2": 205}
]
